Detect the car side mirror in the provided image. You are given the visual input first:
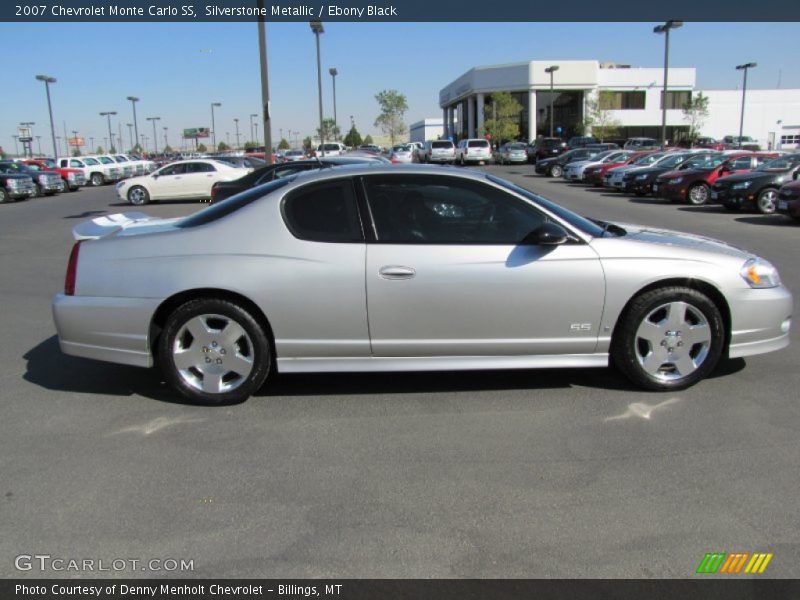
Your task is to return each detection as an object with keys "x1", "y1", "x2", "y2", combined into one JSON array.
[{"x1": 522, "y1": 222, "x2": 569, "y2": 246}]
